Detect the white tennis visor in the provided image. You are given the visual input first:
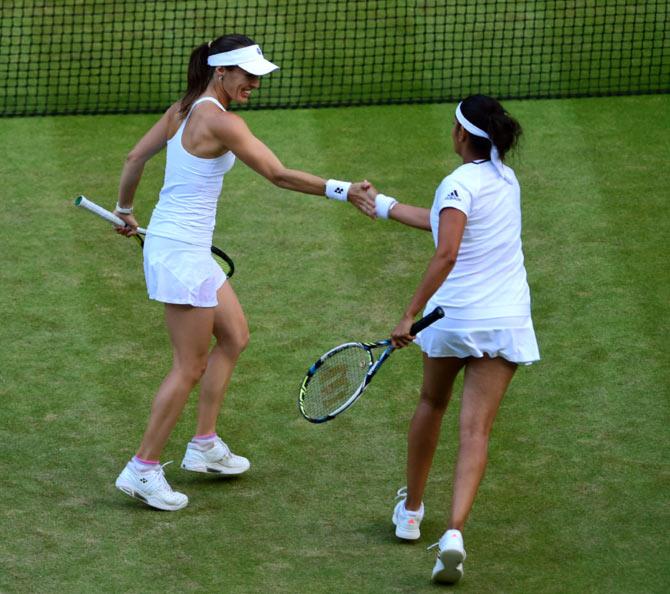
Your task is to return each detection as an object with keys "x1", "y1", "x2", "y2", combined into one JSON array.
[{"x1": 207, "y1": 44, "x2": 279, "y2": 76}]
